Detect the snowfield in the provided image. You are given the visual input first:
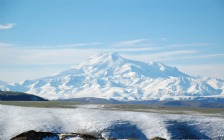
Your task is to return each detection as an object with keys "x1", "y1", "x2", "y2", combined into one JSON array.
[{"x1": 0, "y1": 105, "x2": 224, "y2": 140}]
